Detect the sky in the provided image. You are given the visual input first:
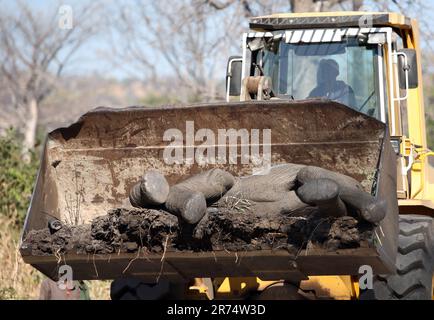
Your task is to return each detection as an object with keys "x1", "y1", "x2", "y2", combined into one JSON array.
[
  {"x1": 4, "y1": 0, "x2": 434, "y2": 81},
  {"x1": 4, "y1": 0, "x2": 137, "y2": 79}
]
